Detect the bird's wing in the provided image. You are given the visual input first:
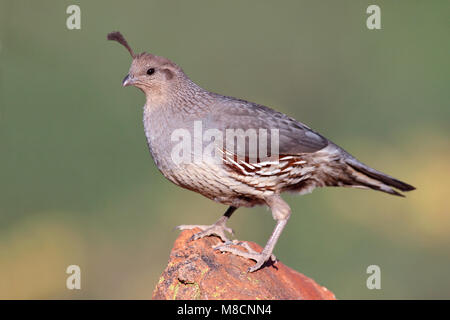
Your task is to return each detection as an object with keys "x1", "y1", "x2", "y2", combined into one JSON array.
[{"x1": 204, "y1": 96, "x2": 329, "y2": 159}]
